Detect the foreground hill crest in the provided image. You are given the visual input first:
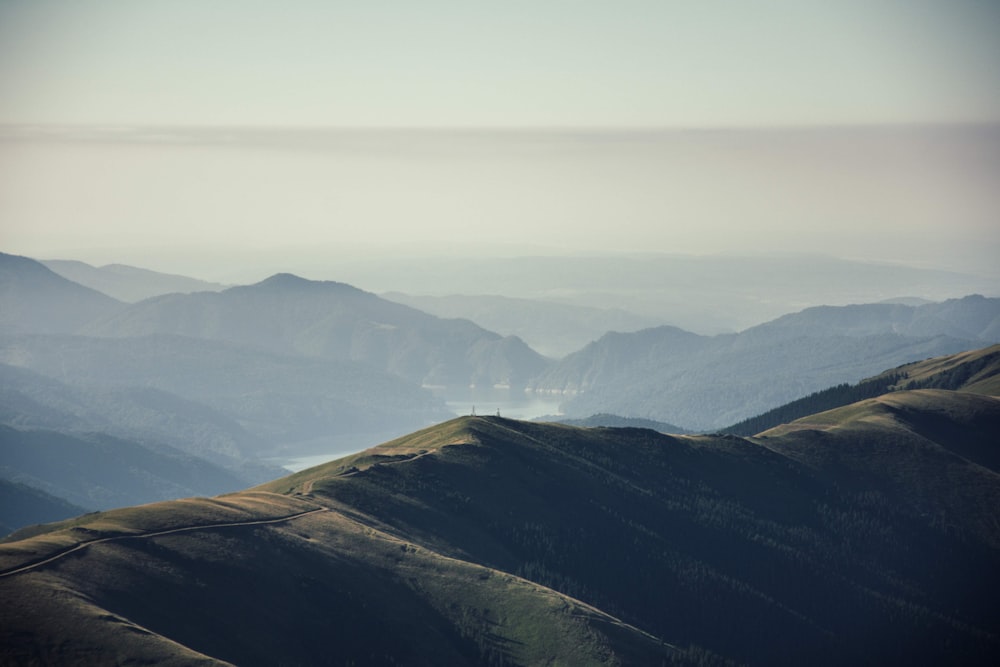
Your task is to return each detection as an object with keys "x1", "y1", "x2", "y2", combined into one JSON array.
[{"x1": 3, "y1": 375, "x2": 1000, "y2": 664}]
